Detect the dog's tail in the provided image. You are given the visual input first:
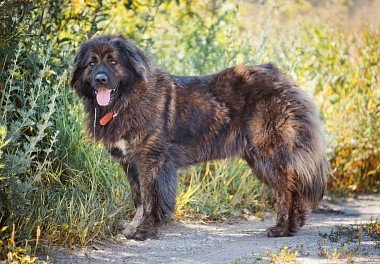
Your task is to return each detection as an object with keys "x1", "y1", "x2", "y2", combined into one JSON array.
[
  {"x1": 290, "y1": 89, "x2": 329, "y2": 209},
  {"x1": 293, "y1": 147, "x2": 329, "y2": 209}
]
